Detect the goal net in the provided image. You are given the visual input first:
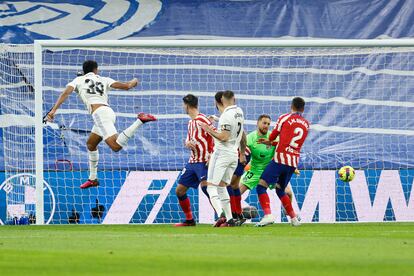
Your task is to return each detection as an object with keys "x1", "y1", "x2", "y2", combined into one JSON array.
[{"x1": 1, "y1": 40, "x2": 413, "y2": 224}]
